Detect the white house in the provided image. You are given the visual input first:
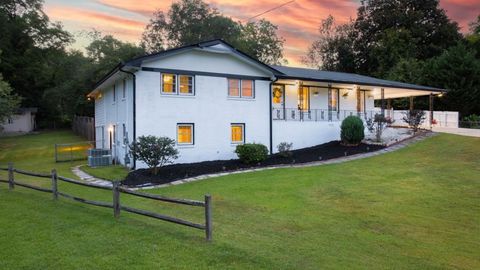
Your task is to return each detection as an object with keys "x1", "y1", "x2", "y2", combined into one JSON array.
[
  {"x1": 1, "y1": 108, "x2": 37, "y2": 134},
  {"x1": 88, "y1": 40, "x2": 444, "y2": 169}
]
